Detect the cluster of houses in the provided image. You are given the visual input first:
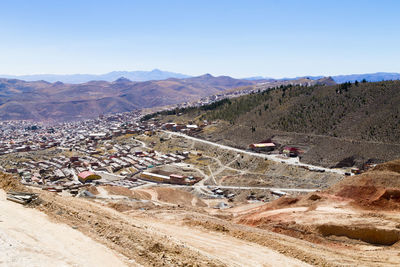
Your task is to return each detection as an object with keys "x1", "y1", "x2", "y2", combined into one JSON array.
[
  {"x1": 0, "y1": 101, "x2": 313, "y2": 197},
  {"x1": 0, "y1": 111, "x2": 143, "y2": 156},
  {"x1": 0, "y1": 108, "x2": 307, "y2": 196},
  {"x1": 0, "y1": 110, "x2": 207, "y2": 194},
  {"x1": 3, "y1": 140, "x2": 195, "y2": 192},
  {"x1": 0, "y1": 120, "x2": 61, "y2": 155}
]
